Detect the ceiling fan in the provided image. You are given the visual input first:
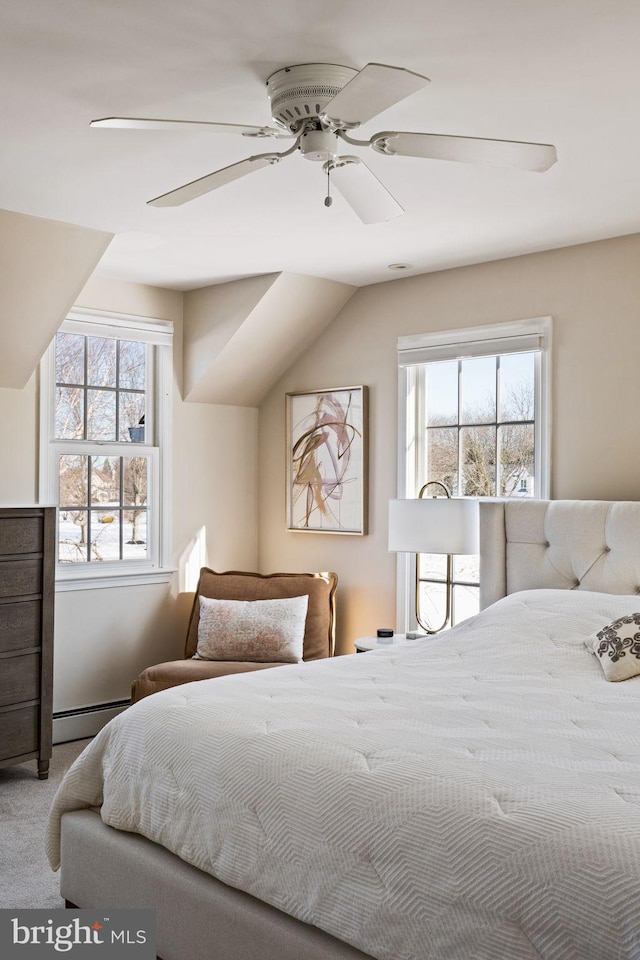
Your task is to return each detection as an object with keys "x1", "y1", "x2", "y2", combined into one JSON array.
[{"x1": 91, "y1": 62, "x2": 557, "y2": 224}]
